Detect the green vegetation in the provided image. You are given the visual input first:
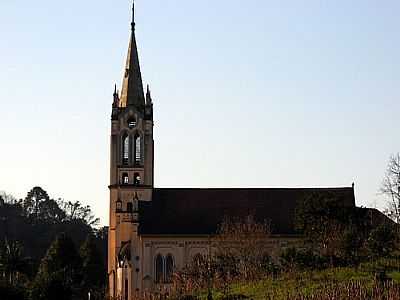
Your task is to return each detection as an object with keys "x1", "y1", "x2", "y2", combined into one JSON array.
[
  {"x1": 184, "y1": 260, "x2": 400, "y2": 300},
  {"x1": 171, "y1": 199, "x2": 399, "y2": 300},
  {"x1": 0, "y1": 187, "x2": 107, "y2": 300}
]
